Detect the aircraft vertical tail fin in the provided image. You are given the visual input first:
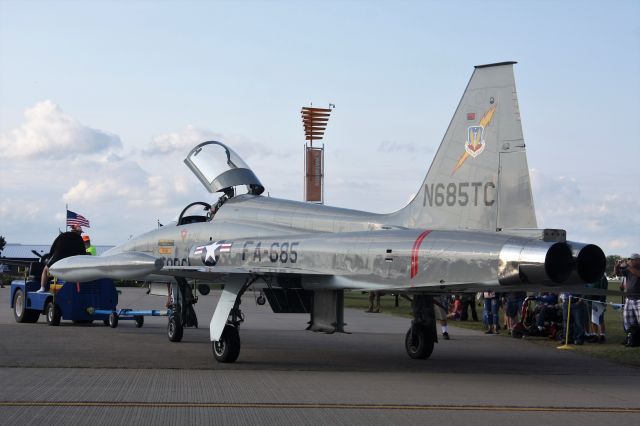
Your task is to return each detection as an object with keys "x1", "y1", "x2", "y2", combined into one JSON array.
[{"x1": 389, "y1": 62, "x2": 537, "y2": 231}]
